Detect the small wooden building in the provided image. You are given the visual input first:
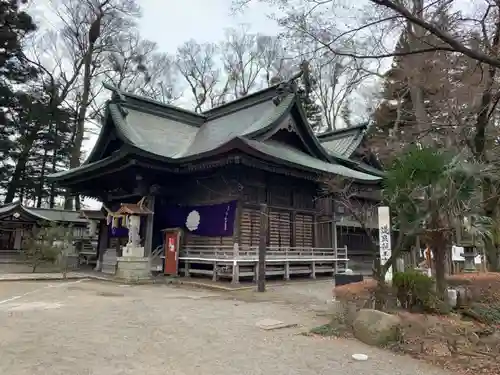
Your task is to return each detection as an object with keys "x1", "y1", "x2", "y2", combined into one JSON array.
[
  {"x1": 0, "y1": 201, "x2": 93, "y2": 261},
  {"x1": 317, "y1": 125, "x2": 384, "y2": 268},
  {"x1": 48, "y1": 80, "x2": 382, "y2": 281}
]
